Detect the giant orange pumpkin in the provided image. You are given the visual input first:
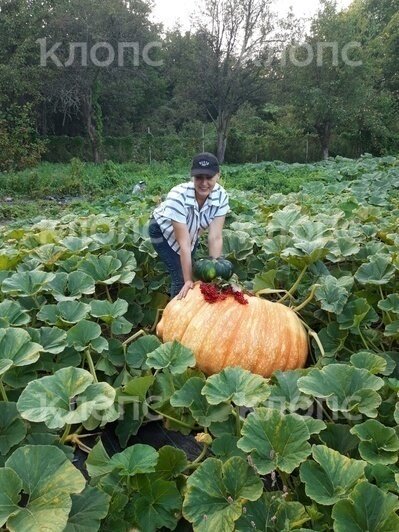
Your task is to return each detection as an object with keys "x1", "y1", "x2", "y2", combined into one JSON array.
[{"x1": 156, "y1": 283, "x2": 308, "y2": 377}]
